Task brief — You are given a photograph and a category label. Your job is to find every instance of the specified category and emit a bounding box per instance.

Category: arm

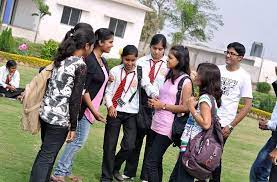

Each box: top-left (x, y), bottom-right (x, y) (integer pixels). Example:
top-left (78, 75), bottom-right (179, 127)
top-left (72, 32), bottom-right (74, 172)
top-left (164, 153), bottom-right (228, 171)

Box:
top-left (188, 97), bottom-right (212, 130)
top-left (10, 71), bottom-right (20, 88)
top-left (141, 71), bottom-right (159, 98)
top-left (83, 92), bottom-right (105, 123)
top-left (230, 97), bottom-right (252, 127)
top-left (68, 64), bottom-right (87, 131)
top-left (148, 81), bottom-right (192, 113)
top-left (104, 69), bottom-right (118, 118)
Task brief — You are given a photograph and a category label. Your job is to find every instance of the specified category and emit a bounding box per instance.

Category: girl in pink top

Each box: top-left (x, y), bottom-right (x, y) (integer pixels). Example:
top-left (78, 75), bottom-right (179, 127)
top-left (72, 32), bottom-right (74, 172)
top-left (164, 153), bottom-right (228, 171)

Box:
top-left (146, 45), bottom-right (193, 182)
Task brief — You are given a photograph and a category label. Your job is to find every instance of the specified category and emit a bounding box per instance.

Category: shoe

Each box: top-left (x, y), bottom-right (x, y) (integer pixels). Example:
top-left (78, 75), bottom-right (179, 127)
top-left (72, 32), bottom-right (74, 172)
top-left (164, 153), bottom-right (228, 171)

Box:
top-left (113, 170), bottom-right (124, 181)
top-left (0, 93), bottom-right (5, 97)
top-left (122, 174), bottom-right (134, 181)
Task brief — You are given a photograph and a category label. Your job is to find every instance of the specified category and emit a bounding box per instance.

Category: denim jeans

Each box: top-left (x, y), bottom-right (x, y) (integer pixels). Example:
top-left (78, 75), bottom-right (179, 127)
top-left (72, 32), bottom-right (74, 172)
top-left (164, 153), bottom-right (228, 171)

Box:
top-left (30, 119), bottom-right (68, 182)
top-left (250, 136), bottom-right (277, 182)
top-left (54, 116), bottom-right (91, 176)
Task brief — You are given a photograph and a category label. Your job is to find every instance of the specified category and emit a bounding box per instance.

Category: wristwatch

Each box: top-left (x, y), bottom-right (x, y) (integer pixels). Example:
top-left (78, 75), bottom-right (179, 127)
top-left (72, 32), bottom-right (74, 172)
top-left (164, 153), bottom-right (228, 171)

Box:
top-left (228, 124), bottom-right (234, 132)
top-left (162, 104), bottom-right (166, 110)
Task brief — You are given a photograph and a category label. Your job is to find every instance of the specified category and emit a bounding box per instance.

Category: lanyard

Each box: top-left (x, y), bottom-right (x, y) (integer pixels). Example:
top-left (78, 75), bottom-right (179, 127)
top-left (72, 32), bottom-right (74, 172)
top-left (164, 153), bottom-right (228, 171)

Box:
top-left (120, 68), bottom-right (136, 96)
top-left (149, 60), bottom-right (163, 81)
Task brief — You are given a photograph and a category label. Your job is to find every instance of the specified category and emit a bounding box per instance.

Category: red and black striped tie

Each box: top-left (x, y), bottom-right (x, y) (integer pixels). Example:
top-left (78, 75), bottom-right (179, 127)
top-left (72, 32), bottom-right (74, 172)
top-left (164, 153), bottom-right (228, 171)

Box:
top-left (112, 74), bottom-right (128, 108)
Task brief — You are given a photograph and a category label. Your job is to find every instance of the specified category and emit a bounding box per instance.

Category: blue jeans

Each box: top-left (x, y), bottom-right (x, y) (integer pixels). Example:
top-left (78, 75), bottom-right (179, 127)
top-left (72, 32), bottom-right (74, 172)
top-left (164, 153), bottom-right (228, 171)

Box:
top-left (54, 116), bottom-right (91, 176)
top-left (250, 137), bottom-right (276, 182)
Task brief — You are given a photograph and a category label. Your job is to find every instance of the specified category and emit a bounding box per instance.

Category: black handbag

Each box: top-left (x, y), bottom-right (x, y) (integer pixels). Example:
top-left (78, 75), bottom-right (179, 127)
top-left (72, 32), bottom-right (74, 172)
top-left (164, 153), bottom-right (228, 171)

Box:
top-left (171, 75), bottom-right (193, 147)
top-left (135, 66), bottom-right (152, 131)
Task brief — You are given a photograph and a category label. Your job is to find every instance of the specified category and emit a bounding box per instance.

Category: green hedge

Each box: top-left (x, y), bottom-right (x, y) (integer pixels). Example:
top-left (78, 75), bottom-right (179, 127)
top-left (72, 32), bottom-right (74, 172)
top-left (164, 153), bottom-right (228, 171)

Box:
top-left (252, 91), bottom-right (276, 113)
top-left (256, 82), bottom-right (271, 94)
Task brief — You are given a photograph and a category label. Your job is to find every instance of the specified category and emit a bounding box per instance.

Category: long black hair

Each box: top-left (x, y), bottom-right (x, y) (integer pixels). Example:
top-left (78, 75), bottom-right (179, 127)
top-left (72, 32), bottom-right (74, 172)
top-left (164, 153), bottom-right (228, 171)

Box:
top-left (197, 63), bottom-right (222, 107)
top-left (165, 45), bottom-right (190, 84)
top-left (54, 29), bottom-right (95, 67)
top-left (94, 28), bottom-right (114, 48)
top-left (63, 23), bottom-right (93, 41)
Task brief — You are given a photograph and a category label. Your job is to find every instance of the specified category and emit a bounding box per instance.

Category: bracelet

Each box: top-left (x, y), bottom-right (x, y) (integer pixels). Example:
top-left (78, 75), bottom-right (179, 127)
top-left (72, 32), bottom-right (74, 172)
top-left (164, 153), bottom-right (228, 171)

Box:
top-left (162, 104), bottom-right (166, 110)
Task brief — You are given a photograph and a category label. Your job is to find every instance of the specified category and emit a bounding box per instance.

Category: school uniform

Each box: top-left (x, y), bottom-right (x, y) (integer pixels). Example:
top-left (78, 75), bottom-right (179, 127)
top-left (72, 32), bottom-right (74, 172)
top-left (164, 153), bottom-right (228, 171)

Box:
top-left (101, 64), bottom-right (158, 182)
top-left (124, 55), bottom-right (168, 181)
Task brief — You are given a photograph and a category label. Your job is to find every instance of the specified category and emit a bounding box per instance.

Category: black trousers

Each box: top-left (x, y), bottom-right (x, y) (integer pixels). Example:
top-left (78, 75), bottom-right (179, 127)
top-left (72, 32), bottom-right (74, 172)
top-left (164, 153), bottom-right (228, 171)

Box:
top-left (29, 119), bottom-right (68, 182)
top-left (101, 112), bottom-right (137, 182)
top-left (0, 86), bottom-right (24, 98)
top-left (145, 130), bottom-right (172, 182)
top-left (269, 164), bottom-right (277, 182)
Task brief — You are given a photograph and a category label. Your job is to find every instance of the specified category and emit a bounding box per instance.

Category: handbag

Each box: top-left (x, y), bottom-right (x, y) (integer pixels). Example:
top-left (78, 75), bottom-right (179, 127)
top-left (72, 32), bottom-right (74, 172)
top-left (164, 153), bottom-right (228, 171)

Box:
top-left (171, 75), bottom-right (193, 147)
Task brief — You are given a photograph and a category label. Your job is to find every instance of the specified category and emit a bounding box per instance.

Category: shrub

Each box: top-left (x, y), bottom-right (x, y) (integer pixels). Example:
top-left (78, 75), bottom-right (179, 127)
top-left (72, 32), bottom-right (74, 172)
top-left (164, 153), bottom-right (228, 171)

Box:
top-left (256, 82), bottom-right (271, 94)
top-left (40, 39), bottom-right (59, 60)
top-left (252, 91), bottom-right (276, 113)
top-left (13, 37), bottom-right (43, 58)
top-left (0, 51), bottom-right (51, 67)
top-left (107, 58), bottom-right (121, 69)
top-left (0, 28), bottom-right (15, 53)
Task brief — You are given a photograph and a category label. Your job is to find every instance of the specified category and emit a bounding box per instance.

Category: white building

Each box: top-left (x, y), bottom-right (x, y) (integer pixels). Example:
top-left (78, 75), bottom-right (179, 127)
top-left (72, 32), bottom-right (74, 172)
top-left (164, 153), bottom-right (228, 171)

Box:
top-left (0, 0), bottom-right (152, 58)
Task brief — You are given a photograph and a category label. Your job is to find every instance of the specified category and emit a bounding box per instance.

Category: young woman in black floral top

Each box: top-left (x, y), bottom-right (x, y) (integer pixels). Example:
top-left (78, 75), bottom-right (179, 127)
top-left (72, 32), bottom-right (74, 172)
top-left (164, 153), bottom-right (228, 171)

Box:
top-left (29, 28), bottom-right (95, 182)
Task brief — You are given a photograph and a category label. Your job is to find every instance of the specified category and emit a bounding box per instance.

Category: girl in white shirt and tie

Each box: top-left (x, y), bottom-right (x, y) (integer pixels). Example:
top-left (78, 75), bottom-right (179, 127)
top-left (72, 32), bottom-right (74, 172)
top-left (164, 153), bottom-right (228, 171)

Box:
top-left (101, 45), bottom-right (159, 182)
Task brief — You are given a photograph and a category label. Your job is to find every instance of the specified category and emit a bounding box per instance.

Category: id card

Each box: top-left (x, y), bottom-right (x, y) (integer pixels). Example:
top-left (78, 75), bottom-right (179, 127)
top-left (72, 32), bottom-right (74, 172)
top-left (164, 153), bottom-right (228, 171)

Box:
top-left (117, 98), bottom-right (126, 107)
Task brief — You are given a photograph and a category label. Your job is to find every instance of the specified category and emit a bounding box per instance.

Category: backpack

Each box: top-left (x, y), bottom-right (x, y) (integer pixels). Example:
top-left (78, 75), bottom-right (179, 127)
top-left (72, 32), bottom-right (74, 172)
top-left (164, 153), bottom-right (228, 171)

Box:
top-left (182, 95), bottom-right (224, 180)
top-left (21, 63), bottom-right (54, 135)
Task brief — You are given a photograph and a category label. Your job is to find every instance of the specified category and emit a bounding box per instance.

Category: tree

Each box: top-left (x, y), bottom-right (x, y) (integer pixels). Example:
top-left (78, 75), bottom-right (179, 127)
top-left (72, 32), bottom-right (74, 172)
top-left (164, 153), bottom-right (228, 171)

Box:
top-left (139, 0), bottom-right (173, 53)
top-left (32, 0), bottom-right (51, 43)
top-left (170, 0), bottom-right (223, 45)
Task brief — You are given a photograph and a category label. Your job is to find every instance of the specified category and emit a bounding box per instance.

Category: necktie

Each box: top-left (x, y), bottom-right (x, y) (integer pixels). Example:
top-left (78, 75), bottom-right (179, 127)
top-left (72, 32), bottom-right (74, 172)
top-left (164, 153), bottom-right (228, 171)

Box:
top-left (112, 74), bottom-right (128, 108)
top-left (149, 61), bottom-right (158, 83)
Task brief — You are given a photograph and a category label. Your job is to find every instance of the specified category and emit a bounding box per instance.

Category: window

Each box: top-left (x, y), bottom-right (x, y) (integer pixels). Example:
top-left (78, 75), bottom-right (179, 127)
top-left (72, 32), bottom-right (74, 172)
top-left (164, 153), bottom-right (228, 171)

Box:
top-left (61, 6), bottom-right (82, 26)
top-left (108, 18), bottom-right (127, 38)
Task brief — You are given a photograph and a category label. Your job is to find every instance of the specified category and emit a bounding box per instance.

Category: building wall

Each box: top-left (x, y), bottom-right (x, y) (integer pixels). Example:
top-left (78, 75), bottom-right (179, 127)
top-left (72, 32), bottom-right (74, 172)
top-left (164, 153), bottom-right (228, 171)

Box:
top-left (12, 0), bottom-right (38, 30)
top-left (36, 0), bottom-right (146, 58)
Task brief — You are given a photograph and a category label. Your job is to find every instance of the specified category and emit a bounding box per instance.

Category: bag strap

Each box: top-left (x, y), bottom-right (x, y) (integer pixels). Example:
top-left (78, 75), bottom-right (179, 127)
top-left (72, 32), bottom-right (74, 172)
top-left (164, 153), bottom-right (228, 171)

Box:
top-left (174, 75), bottom-right (193, 105)
top-left (129, 66), bottom-right (142, 105)
top-left (207, 94), bottom-right (216, 118)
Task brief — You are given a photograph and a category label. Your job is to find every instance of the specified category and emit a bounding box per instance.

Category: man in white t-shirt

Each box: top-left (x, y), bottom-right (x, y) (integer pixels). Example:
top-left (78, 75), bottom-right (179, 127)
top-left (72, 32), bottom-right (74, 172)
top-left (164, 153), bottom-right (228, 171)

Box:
top-left (210, 42), bottom-right (253, 182)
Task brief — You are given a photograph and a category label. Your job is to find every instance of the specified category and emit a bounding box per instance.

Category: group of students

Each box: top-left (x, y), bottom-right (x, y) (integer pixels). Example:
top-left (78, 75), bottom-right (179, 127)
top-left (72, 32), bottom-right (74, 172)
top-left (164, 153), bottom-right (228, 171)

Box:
top-left (21, 22), bottom-right (277, 182)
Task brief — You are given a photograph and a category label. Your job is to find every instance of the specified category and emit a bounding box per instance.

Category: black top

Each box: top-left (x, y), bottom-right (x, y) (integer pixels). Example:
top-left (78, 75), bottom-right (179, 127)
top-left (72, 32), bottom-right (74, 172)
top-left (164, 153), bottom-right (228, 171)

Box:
top-left (78, 52), bottom-right (109, 120)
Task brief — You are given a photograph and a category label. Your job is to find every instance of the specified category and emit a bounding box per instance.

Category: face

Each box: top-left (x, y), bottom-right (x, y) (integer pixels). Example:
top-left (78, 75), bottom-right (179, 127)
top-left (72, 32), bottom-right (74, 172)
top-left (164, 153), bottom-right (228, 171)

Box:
top-left (8, 66), bottom-right (17, 74)
top-left (194, 71), bottom-right (202, 86)
top-left (225, 47), bottom-right (243, 66)
top-left (100, 37), bottom-right (114, 53)
top-left (150, 41), bottom-right (165, 60)
top-left (122, 54), bottom-right (137, 72)
top-left (167, 51), bottom-right (179, 69)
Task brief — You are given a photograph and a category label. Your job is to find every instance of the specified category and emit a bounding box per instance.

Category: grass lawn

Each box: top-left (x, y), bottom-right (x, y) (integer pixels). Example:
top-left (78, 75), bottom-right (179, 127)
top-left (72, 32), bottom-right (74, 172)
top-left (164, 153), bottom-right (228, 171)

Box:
top-left (0, 63), bottom-right (271, 182)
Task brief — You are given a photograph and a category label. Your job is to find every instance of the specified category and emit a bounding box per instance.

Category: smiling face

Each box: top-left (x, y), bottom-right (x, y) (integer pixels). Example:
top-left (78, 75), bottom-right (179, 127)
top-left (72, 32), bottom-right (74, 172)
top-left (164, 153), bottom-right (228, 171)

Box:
top-left (99, 37), bottom-right (114, 53)
top-left (224, 47), bottom-right (243, 66)
top-left (122, 54), bottom-right (137, 72)
top-left (167, 51), bottom-right (179, 69)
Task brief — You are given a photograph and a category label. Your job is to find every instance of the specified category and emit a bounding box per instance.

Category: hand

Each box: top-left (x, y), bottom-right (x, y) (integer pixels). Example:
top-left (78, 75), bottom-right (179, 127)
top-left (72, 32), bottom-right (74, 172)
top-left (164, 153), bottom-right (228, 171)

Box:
top-left (187, 96), bottom-right (197, 111)
top-left (7, 85), bottom-right (16, 91)
top-left (148, 98), bottom-right (163, 110)
top-left (259, 118), bottom-right (269, 130)
top-left (66, 131), bottom-right (76, 143)
top-left (92, 111), bottom-right (106, 124)
top-left (269, 148), bottom-right (277, 165)
top-left (222, 126), bottom-right (232, 139)
top-left (108, 106), bottom-right (117, 118)
top-left (108, 75), bottom-right (114, 82)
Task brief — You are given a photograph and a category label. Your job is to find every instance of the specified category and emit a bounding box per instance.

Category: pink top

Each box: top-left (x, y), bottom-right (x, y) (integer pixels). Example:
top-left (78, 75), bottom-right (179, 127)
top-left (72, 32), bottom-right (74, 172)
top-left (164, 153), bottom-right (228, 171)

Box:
top-left (84, 66), bottom-right (109, 124)
top-left (151, 74), bottom-right (191, 139)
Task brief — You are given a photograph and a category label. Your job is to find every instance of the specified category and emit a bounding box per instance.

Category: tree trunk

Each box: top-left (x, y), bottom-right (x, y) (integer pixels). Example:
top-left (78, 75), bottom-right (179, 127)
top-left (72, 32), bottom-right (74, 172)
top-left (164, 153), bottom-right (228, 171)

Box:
top-left (34, 16), bottom-right (41, 43)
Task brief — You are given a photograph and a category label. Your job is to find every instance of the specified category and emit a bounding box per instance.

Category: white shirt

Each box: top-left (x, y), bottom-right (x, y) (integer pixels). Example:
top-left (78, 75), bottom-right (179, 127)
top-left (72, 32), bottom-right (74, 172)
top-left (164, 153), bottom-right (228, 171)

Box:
top-left (0, 65), bottom-right (20, 88)
top-left (105, 64), bottom-right (159, 114)
top-left (137, 54), bottom-right (168, 90)
top-left (268, 101), bottom-right (277, 131)
top-left (217, 65), bottom-right (253, 127)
